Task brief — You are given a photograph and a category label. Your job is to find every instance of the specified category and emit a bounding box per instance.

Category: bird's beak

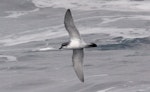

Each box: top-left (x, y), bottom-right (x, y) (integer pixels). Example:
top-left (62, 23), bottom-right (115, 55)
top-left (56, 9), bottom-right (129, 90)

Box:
top-left (59, 46), bottom-right (62, 49)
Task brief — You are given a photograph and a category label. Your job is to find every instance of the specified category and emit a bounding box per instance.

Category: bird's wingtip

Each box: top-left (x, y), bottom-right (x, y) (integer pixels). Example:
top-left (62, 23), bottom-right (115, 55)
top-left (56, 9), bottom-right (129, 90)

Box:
top-left (67, 9), bottom-right (71, 12)
top-left (80, 78), bottom-right (84, 83)
top-left (75, 70), bottom-right (85, 83)
top-left (65, 9), bottom-right (72, 15)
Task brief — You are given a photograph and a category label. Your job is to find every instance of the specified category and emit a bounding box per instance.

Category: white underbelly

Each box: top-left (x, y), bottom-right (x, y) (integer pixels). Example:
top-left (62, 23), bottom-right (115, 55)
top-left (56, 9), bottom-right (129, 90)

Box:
top-left (68, 40), bottom-right (86, 49)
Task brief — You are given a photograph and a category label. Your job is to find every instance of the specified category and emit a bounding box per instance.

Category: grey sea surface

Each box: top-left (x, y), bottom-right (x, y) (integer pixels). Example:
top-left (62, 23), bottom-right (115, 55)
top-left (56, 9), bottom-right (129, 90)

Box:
top-left (0, 0), bottom-right (150, 92)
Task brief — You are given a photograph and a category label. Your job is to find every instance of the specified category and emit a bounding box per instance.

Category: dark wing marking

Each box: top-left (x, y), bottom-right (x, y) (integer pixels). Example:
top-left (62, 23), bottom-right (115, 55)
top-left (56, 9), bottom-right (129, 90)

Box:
top-left (64, 9), bottom-right (81, 40)
top-left (72, 48), bottom-right (84, 82)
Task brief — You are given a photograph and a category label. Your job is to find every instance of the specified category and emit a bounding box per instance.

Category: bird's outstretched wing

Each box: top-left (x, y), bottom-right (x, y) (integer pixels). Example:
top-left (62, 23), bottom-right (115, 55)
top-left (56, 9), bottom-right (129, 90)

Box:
top-left (72, 48), bottom-right (84, 82)
top-left (64, 9), bottom-right (81, 40)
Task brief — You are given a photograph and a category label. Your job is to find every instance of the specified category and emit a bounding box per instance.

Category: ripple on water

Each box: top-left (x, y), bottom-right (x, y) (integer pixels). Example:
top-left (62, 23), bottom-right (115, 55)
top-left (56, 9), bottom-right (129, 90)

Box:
top-left (0, 55), bottom-right (17, 62)
top-left (96, 81), bottom-right (150, 92)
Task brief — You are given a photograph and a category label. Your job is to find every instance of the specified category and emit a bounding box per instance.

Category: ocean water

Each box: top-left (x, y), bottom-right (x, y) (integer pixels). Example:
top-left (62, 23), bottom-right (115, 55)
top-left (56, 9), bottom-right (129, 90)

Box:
top-left (0, 0), bottom-right (150, 92)
top-left (32, 0), bottom-right (150, 11)
top-left (0, 0), bottom-right (150, 47)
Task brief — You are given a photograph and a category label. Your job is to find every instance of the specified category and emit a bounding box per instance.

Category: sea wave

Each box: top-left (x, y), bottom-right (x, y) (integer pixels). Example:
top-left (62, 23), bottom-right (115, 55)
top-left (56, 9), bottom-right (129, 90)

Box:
top-left (98, 37), bottom-right (150, 50)
top-left (0, 26), bottom-right (149, 47)
top-left (4, 8), bottom-right (39, 18)
top-left (32, 0), bottom-right (150, 11)
top-left (0, 55), bottom-right (17, 62)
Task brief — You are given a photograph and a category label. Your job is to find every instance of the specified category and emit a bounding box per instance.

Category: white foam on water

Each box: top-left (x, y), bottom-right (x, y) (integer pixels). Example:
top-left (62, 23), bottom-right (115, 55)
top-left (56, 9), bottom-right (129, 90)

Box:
top-left (0, 26), bottom-right (149, 46)
top-left (131, 15), bottom-right (150, 20)
top-left (5, 12), bottom-right (26, 18)
top-left (31, 47), bottom-right (57, 52)
top-left (97, 87), bottom-right (115, 92)
top-left (109, 85), bottom-right (150, 92)
top-left (4, 8), bottom-right (39, 18)
top-left (0, 26), bottom-right (66, 46)
top-left (86, 74), bottom-right (109, 79)
top-left (96, 82), bottom-right (150, 92)
top-left (32, 0), bottom-right (150, 11)
top-left (135, 2), bottom-right (150, 10)
top-left (79, 27), bottom-right (150, 39)
top-left (0, 55), bottom-right (17, 62)
top-left (1, 12), bottom-right (150, 47)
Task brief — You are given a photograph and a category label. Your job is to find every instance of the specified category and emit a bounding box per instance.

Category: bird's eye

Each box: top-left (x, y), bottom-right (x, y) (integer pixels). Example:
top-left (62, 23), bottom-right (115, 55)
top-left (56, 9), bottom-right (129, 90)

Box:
top-left (62, 42), bottom-right (69, 46)
top-left (62, 43), bottom-right (66, 46)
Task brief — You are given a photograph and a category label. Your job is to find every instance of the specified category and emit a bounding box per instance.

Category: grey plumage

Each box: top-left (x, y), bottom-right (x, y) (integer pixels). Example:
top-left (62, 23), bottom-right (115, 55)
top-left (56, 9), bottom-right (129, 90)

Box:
top-left (64, 9), bottom-right (82, 40)
top-left (60, 9), bottom-right (97, 82)
top-left (72, 48), bottom-right (84, 82)
top-left (64, 9), bottom-right (85, 82)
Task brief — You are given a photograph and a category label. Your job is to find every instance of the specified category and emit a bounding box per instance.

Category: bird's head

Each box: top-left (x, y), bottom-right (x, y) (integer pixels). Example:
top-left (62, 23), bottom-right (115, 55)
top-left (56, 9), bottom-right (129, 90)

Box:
top-left (87, 43), bottom-right (97, 48)
top-left (59, 42), bottom-right (69, 49)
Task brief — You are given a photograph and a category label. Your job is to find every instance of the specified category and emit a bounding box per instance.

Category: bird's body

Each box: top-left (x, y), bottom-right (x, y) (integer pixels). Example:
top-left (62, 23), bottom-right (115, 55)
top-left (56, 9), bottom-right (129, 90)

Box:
top-left (66, 39), bottom-right (86, 49)
top-left (60, 9), bottom-right (97, 82)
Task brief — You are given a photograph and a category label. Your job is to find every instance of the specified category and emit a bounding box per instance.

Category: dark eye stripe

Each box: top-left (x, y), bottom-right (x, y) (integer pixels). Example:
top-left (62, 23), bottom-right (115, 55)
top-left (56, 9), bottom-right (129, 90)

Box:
top-left (62, 42), bottom-right (69, 46)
